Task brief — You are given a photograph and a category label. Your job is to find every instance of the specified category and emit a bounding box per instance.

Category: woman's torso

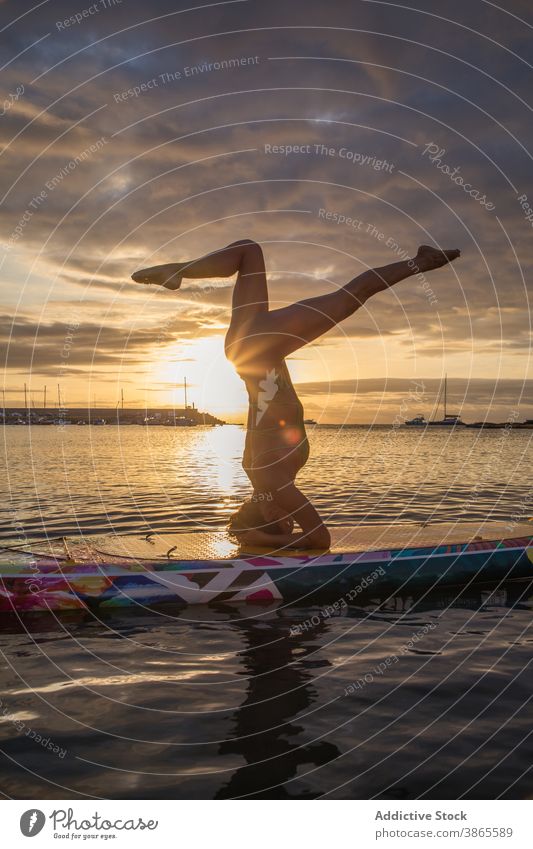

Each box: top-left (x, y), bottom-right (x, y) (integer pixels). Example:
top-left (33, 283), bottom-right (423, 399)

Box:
top-left (241, 360), bottom-right (309, 483)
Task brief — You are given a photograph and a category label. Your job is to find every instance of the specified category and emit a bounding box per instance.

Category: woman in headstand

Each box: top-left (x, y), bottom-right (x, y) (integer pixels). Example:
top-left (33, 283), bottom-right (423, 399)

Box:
top-left (133, 240), bottom-right (459, 550)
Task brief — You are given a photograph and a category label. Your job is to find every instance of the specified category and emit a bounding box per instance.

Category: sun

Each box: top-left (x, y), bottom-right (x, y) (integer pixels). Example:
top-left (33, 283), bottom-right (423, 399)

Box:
top-left (149, 336), bottom-right (247, 420)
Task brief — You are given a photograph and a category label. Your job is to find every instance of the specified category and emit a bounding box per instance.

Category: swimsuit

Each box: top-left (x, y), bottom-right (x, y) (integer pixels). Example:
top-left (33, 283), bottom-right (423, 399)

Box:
top-left (243, 362), bottom-right (309, 476)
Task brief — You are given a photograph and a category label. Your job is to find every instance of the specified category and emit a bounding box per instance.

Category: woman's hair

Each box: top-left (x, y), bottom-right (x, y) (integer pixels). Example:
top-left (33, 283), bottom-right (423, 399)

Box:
top-left (228, 498), bottom-right (285, 537)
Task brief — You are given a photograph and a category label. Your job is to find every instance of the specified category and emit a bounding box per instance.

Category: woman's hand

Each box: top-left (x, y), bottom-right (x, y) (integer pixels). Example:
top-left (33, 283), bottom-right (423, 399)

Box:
top-left (261, 500), bottom-right (294, 534)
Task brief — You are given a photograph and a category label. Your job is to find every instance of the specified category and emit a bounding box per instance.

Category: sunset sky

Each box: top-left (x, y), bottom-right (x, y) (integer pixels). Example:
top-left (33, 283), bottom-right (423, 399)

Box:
top-left (1, 0), bottom-right (532, 422)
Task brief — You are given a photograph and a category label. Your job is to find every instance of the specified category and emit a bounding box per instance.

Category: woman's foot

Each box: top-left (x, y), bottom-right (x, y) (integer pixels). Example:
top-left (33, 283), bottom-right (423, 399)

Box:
top-left (412, 245), bottom-right (460, 273)
top-left (131, 263), bottom-right (183, 290)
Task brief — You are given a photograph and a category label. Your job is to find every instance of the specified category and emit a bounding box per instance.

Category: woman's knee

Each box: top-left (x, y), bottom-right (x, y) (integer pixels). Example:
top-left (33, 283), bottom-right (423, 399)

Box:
top-left (229, 239), bottom-right (263, 260)
top-left (230, 238), bottom-right (260, 249)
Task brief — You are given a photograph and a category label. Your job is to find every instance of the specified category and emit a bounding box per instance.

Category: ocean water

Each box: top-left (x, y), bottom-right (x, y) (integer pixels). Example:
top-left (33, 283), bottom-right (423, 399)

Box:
top-left (1, 424), bottom-right (532, 538)
top-left (0, 425), bottom-right (532, 799)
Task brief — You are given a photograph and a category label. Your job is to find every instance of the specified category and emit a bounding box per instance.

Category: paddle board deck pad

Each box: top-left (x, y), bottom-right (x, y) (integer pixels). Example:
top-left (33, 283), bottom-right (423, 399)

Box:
top-left (1, 522), bottom-right (532, 612)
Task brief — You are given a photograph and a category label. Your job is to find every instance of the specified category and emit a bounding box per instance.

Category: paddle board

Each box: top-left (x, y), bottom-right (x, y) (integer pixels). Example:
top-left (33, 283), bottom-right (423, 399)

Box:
top-left (1, 521), bottom-right (531, 611)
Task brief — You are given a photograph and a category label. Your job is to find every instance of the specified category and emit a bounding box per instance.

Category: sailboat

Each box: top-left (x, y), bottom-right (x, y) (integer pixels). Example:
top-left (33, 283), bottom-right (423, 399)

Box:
top-left (428, 375), bottom-right (465, 427)
top-left (404, 414), bottom-right (428, 426)
top-left (405, 375), bottom-right (465, 428)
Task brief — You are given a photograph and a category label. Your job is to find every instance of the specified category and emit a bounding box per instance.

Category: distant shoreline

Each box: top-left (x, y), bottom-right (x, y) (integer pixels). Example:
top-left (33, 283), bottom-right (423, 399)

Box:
top-left (2, 416), bottom-right (532, 430)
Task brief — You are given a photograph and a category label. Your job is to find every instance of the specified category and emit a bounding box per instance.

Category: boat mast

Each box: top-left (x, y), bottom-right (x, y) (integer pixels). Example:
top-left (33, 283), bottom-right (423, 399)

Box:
top-left (184, 376), bottom-right (188, 411)
top-left (444, 374), bottom-right (447, 418)
top-left (432, 381), bottom-right (442, 422)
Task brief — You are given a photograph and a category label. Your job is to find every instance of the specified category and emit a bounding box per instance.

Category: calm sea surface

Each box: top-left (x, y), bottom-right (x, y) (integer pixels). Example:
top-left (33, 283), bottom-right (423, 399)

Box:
top-left (1, 425), bottom-right (532, 799)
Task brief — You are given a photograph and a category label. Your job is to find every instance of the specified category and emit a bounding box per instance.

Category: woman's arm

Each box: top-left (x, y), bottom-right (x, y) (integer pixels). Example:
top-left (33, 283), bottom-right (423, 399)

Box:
top-left (239, 480), bottom-right (331, 550)
top-left (273, 481), bottom-right (331, 547)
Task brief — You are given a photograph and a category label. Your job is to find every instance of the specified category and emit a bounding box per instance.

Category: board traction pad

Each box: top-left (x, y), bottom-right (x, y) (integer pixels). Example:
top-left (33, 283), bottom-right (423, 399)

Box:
top-left (4, 520), bottom-right (533, 565)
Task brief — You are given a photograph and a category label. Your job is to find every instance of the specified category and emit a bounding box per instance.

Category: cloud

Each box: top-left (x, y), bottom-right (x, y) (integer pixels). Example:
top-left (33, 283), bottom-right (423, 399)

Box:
top-left (295, 376), bottom-right (533, 402)
top-left (0, 311), bottom-right (221, 374)
top-left (0, 0), bottom-right (531, 411)
top-left (294, 376), bottom-right (533, 422)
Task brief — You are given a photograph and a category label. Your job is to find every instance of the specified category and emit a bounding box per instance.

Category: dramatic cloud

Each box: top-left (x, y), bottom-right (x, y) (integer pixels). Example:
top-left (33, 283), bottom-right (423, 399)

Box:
top-left (1, 0), bottom-right (531, 419)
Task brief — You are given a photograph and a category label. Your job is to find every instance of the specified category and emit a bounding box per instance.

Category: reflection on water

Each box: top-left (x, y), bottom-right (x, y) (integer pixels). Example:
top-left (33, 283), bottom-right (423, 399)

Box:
top-left (1, 425), bottom-right (531, 538)
top-left (215, 615), bottom-right (340, 799)
top-left (1, 425), bottom-right (532, 799)
top-left (1, 581), bottom-right (533, 799)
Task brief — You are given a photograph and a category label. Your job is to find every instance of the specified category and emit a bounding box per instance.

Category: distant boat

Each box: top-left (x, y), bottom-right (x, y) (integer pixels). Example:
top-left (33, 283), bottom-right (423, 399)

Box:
top-left (405, 376), bottom-right (465, 428)
top-left (304, 418), bottom-right (317, 425)
top-left (429, 415), bottom-right (465, 427)
top-left (144, 413), bottom-right (198, 426)
top-left (428, 375), bottom-right (465, 427)
top-left (405, 415), bottom-right (428, 427)
top-left (169, 416), bottom-right (198, 427)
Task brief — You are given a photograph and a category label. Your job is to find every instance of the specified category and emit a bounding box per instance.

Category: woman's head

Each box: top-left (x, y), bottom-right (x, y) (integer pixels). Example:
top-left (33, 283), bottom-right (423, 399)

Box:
top-left (228, 494), bottom-right (293, 537)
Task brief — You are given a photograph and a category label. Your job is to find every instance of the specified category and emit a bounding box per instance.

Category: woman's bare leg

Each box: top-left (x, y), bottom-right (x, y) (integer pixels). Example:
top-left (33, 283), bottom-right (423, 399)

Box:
top-left (133, 240), bottom-right (270, 362)
top-left (222, 241), bottom-right (269, 360)
top-left (131, 240), bottom-right (268, 295)
top-left (252, 245), bottom-right (460, 361)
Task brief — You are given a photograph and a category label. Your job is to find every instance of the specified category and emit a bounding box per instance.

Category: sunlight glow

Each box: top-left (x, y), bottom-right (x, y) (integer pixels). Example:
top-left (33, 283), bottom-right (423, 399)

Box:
top-left (150, 336), bottom-right (247, 419)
